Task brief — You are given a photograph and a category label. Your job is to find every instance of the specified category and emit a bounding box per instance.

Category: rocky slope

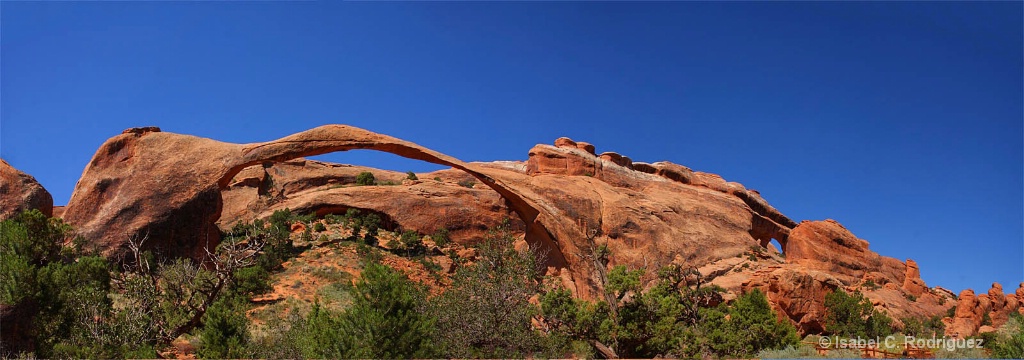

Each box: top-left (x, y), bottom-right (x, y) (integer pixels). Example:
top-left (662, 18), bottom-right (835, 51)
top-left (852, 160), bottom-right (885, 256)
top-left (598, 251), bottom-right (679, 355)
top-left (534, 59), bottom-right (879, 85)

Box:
top-left (4, 125), bottom-right (1020, 336)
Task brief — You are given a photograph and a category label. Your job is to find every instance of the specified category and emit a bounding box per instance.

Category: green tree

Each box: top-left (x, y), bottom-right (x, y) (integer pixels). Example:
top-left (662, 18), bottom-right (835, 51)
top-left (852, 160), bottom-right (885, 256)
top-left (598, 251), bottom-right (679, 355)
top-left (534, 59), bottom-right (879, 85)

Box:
top-left (287, 263), bottom-right (436, 358)
top-left (198, 294), bottom-right (251, 359)
top-left (432, 227), bottom-right (451, 247)
top-left (356, 171), bottom-right (376, 186)
top-left (341, 263), bottom-right (436, 358)
top-left (0, 210), bottom-right (129, 358)
top-left (406, 171), bottom-right (418, 180)
top-left (430, 226), bottom-right (544, 357)
top-left (824, 288), bottom-right (893, 338)
top-left (706, 289), bottom-right (799, 358)
top-left (398, 230), bottom-right (424, 256)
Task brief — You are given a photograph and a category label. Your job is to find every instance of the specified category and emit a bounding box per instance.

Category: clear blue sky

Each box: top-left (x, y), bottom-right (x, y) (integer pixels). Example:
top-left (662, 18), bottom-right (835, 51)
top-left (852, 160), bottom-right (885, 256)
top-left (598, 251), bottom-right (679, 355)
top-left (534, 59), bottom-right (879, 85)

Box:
top-left (2, 2), bottom-right (1021, 294)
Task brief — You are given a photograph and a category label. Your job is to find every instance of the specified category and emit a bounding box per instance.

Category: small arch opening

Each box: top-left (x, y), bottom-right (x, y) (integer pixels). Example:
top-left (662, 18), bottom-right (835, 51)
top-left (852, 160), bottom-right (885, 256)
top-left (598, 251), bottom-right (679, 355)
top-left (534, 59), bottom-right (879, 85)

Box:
top-left (768, 238), bottom-right (785, 257)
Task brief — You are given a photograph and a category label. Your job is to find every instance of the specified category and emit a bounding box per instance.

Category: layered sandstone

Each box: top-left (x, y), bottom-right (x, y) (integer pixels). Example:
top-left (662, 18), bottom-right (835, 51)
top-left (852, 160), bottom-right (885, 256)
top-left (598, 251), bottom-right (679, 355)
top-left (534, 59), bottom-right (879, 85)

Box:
top-left (219, 159), bottom-right (522, 243)
top-left (58, 128), bottom-right (992, 327)
top-left (61, 125), bottom-right (574, 281)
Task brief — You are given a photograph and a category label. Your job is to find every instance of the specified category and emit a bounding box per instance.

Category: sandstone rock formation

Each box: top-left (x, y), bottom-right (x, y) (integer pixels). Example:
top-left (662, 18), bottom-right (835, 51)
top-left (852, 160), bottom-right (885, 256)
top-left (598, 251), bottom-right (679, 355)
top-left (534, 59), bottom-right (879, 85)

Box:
top-left (945, 282), bottom-right (1024, 337)
top-left (735, 219), bottom-right (956, 333)
top-left (0, 159), bottom-right (53, 219)
top-left (218, 159), bottom-right (522, 243)
top-left (62, 126), bottom-right (577, 285)
top-left (60, 129), bottom-right (984, 327)
top-left (61, 130), bottom-right (802, 298)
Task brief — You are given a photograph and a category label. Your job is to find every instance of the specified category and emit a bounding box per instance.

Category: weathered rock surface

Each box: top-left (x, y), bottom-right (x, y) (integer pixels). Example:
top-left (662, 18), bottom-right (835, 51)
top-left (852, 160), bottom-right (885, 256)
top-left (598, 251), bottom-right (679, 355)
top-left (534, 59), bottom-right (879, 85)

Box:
top-left (903, 259), bottom-right (928, 297)
top-left (945, 283), bottom-right (1024, 337)
top-left (786, 220), bottom-right (906, 284)
top-left (0, 159), bottom-right (53, 219)
top-left (743, 266), bottom-right (842, 334)
top-left (62, 125), bottom-right (575, 284)
top-left (60, 129), bottom-right (994, 327)
top-left (219, 159), bottom-right (523, 243)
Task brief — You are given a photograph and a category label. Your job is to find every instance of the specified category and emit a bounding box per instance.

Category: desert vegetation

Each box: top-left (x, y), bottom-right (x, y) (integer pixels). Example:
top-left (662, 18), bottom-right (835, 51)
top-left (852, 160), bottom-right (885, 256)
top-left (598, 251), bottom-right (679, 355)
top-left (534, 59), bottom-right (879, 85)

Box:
top-left (2, 209), bottom-right (1023, 359)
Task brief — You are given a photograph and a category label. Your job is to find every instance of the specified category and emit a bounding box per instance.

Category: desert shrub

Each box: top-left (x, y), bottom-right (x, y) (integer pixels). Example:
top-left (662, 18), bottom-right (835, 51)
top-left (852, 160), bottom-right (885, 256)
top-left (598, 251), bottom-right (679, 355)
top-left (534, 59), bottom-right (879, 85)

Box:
top-left (363, 213), bottom-right (381, 235)
top-left (757, 342), bottom-right (863, 359)
top-left (458, 179), bottom-right (476, 188)
top-left (197, 294), bottom-right (251, 359)
top-left (251, 209), bottom-right (299, 270)
top-left (988, 312), bottom-right (1024, 359)
top-left (902, 315), bottom-right (945, 337)
top-left (0, 210), bottom-right (122, 358)
top-left (429, 226), bottom-right (544, 358)
top-left (313, 222), bottom-right (326, 232)
top-left (356, 171), bottom-right (376, 186)
top-left (706, 289), bottom-right (800, 357)
top-left (982, 312), bottom-right (993, 326)
top-left (434, 176), bottom-right (442, 182)
top-left (300, 227), bottom-right (313, 243)
top-left (539, 287), bottom-right (609, 357)
top-left (539, 262), bottom-right (795, 359)
top-left (323, 213), bottom-right (344, 225)
top-left (757, 344), bottom-right (815, 358)
top-left (398, 230), bottom-right (425, 256)
top-left (406, 171), bottom-right (418, 180)
top-left (431, 227), bottom-right (451, 248)
top-left (341, 262), bottom-right (436, 358)
top-left (283, 263), bottom-right (436, 358)
top-left (824, 289), bottom-right (894, 338)
top-left (419, 257), bottom-right (443, 274)
top-left (230, 266), bottom-right (272, 296)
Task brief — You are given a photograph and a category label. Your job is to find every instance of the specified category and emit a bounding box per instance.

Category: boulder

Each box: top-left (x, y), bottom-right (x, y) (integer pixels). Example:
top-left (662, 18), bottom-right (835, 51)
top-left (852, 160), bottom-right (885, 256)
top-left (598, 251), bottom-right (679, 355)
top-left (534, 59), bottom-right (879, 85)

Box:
top-left (0, 159), bottom-right (53, 219)
top-left (575, 142), bottom-right (596, 155)
top-left (554, 137), bottom-right (577, 149)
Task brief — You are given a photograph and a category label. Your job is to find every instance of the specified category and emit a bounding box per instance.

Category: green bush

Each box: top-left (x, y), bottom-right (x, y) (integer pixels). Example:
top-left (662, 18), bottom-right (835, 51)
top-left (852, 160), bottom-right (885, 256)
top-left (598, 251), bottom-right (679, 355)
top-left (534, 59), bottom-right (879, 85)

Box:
top-left (312, 222), bottom-right (326, 232)
top-left (399, 230), bottom-right (424, 256)
top-left (324, 214), bottom-right (344, 225)
top-left (458, 179), bottom-right (476, 188)
top-left (824, 288), bottom-right (894, 338)
top-left (356, 171), bottom-right (376, 186)
top-left (902, 315), bottom-right (945, 337)
top-left (989, 312), bottom-right (1024, 359)
top-left (282, 263), bottom-right (436, 358)
top-left (198, 294), bottom-right (251, 359)
top-left (406, 171), bottom-right (418, 180)
top-left (432, 227), bottom-right (451, 248)
top-left (757, 344), bottom-right (862, 359)
top-left (231, 266), bottom-right (272, 296)
top-left (706, 289), bottom-right (800, 358)
top-left (430, 226), bottom-right (544, 358)
top-left (0, 210), bottom-right (121, 358)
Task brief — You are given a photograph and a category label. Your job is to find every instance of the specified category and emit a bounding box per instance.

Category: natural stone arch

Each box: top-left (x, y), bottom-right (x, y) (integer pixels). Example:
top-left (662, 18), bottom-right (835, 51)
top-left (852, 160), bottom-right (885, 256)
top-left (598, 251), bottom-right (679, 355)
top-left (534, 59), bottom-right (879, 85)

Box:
top-left (227, 125), bottom-right (570, 269)
top-left (62, 125), bottom-right (579, 278)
